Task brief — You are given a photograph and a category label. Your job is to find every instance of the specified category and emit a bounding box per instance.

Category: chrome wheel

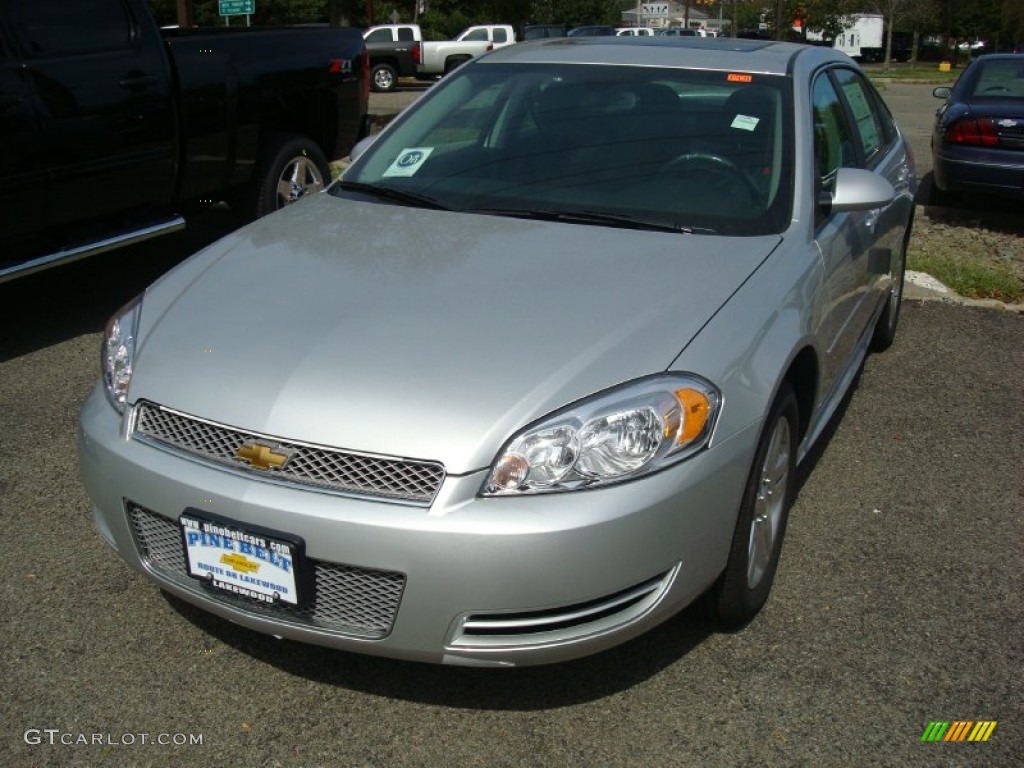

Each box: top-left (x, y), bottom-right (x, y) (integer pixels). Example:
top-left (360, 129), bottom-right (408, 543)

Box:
top-left (372, 64), bottom-right (396, 92)
top-left (276, 156), bottom-right (325, 208)
top-left (747, 414), bottom-right (791, 589)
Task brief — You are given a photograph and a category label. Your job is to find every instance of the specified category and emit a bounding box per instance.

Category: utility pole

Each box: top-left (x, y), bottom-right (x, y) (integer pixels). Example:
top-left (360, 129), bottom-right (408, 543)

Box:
top-left (176, 0), bottom-right (193, 27)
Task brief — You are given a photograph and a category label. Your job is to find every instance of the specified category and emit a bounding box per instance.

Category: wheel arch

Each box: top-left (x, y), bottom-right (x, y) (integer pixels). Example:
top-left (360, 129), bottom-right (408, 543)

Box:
top-left (781, 345), bottom-right (819, 442)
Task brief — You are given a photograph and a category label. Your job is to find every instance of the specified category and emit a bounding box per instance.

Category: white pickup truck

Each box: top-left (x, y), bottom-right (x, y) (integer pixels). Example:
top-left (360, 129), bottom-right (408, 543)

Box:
top-left (454, 24), bottom-right (517, 48)
top-left (363, 23), bottom-right (495, 90)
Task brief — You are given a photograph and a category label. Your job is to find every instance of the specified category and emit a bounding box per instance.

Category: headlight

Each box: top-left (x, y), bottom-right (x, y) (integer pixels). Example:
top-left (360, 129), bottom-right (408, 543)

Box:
top-left (102, 295), bottom-right (143, 412)
top-left (483, 375), bottom-right (720, 496)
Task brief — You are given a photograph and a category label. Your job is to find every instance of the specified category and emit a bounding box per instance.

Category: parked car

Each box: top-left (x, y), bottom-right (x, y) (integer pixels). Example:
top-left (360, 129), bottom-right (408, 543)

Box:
top-left (931, 54), bottom-right (1024, 201)
top-left (617, 27), bottom-right (655, 37)
top-left (567, 25), bottom-right (617, 37)
top-left (657, 28), bottom-right (707, 37)
top-left (0, 0), bottom-right (370, 283)
top-left (80, 37), bottom-right (915, 667)
top-left (522, 24), bottom-right (568, 40)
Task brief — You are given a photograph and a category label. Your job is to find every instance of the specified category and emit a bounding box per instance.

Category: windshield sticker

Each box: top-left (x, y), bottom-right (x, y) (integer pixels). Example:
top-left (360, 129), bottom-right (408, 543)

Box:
top-left (727, 73), bottom-right (753, 83)
top-left (382, 147), bottom-right (434, 178)
top-left (730, 114), bottom-right (759, 131)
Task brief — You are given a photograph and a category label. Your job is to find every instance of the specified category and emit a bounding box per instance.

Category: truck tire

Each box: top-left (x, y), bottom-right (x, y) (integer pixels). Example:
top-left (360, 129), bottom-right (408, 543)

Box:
top-left (371, 63), bottom-right (398, 92)
top-left (443, 57), bottom-right (469, 75)
top-left (246, 134), bottom-right (330, 220)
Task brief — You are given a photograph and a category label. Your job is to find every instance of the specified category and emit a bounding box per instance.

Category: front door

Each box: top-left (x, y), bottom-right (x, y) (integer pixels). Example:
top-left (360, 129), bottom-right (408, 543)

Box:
top-left (0, 28), bottom-right (42, 255)
top-left (4, 0), bottom-right (176, 235)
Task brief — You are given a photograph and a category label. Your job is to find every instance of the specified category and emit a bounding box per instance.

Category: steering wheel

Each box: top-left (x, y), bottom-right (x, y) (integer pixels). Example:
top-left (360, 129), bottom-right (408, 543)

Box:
top-left (982, 85), bottom-right (1011, 93)
top-left (658, 152), bottom-right (762, 202)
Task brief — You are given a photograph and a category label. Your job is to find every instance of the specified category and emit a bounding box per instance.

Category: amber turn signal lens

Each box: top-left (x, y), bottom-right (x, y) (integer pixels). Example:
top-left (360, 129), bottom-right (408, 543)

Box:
top-left (674, 388), bottom-right (711, 443)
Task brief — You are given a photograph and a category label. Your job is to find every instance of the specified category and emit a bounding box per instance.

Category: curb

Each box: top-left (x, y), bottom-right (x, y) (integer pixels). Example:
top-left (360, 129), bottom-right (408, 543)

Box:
top-left (905, 272), bottom-right (1024, 313)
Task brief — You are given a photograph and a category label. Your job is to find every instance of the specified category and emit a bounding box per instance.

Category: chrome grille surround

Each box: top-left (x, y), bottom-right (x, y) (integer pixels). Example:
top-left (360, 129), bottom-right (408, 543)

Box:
top-left (127, 501), bottom-right (406, 639)
top-left (131, 400), bottom-right (445, 505)
top-left (447, 566), bottom-right (678, 650)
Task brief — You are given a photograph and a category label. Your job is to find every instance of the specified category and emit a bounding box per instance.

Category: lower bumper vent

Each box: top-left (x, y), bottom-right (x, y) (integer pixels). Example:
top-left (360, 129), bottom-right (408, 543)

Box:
top-left (127, 501), bottom-right (405, 639)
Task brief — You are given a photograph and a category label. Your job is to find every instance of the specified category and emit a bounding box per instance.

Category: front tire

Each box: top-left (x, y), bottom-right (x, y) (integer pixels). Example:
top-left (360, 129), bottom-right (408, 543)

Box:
top-left (711, 382), bottom-right (798, 628)
top-left (246, 134), bottom-right (329, 221)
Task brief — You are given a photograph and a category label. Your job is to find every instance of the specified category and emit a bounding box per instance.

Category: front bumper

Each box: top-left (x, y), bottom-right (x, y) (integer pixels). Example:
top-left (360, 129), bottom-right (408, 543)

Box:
top-left (79, 384), bottom-right (757, 666)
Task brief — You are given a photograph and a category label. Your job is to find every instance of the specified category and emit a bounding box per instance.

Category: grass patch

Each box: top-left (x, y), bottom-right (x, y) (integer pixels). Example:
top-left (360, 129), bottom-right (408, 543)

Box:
top-left (866, 67), bottom-right (960, 85)
top-left (908, 246), bottom-right (1023, 302)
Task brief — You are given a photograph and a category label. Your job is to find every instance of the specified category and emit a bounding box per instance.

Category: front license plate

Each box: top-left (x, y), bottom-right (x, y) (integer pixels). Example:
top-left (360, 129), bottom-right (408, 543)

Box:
top-left (179, 510), bottom-right (304, 606)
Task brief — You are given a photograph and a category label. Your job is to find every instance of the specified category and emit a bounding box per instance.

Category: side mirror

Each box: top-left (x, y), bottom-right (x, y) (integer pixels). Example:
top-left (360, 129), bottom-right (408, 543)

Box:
top-left (349, 135), bottom-right (377, 163)
top-left (932, 86), bottom-right (952, 99)
top-left (828, 168), bottom-right (897, 213)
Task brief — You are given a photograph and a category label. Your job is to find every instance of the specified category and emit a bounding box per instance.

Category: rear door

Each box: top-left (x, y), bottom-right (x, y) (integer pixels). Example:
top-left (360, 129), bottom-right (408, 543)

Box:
top-left (5, 0), bottom-right (176, 232)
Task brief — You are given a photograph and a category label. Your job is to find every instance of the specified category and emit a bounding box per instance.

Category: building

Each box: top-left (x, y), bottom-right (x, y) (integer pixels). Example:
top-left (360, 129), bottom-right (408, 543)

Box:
top-left (620, 3), bottom-right (727, 35)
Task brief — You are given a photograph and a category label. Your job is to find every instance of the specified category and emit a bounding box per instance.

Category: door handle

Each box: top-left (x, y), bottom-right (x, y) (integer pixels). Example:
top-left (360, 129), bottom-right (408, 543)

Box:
top-left (118, 74), bottom-right (158, 89)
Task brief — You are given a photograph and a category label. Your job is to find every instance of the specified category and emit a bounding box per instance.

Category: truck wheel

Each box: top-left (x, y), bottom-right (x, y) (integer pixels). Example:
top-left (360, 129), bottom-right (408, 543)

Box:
top-left (371, 63), bottom-right (398, 92)
top-left (443, 57), bottom-right (469, 75)
top-left (248, 135), bottom-right (330, 220)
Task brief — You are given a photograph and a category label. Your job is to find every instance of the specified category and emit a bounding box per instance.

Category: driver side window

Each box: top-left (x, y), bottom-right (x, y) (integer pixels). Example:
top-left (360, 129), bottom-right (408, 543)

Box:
top-left (811, 73), bottom-right (856, 183)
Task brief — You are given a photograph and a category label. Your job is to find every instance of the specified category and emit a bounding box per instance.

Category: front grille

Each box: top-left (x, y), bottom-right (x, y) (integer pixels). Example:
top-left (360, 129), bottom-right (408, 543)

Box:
top-left (132, 401), bottom-right (445, 505)
top-left (128, 502), bottom-right (405, 639)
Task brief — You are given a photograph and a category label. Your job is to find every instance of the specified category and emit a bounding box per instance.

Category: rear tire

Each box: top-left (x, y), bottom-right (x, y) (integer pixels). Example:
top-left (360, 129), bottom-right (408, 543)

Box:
top-left (711, 382), bottom-right (798, 628)
top-left (871, 229), bottom-right (909, 352)
top-left (371, 63), bottom-right (398, 93)
top-left (443, 57), bottom-right (469, 75)
top-left (244, 134), bottom-right (329, 221)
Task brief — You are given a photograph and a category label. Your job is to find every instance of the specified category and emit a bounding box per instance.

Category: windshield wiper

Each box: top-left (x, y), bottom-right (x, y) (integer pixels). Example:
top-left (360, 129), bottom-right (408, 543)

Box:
top-left (334, 181), bottom-right (451, 210)
top-left (465, 207), bottom-right (714, 234)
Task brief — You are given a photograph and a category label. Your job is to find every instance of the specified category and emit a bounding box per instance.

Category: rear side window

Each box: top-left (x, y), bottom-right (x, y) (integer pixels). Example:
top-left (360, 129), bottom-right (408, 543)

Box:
top-left (832, 68), bottom-right (894, 165)
top-left (493, 29), bottom-right (508, 43)
top-left (9, 0), bottom-right (132, 57)
top-left (397, 27), bottom-right (415, 42)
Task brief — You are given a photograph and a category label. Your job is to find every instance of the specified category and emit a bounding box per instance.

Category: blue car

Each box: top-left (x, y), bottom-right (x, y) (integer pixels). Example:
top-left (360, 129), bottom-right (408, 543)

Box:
top-left (931, 54), bottom-right (1024, 200)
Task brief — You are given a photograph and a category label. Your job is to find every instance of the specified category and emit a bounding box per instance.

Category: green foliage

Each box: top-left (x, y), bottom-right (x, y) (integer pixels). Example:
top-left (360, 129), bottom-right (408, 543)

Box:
top-left (908, 246), bottom-right (1023, 302)
top-left (529, 0), bottom-right (623, 25)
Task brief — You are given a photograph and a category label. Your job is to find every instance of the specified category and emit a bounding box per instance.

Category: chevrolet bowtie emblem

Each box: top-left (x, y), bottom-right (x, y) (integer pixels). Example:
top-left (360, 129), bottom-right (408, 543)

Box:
top-left (235, 442), bottom-right (291, 471)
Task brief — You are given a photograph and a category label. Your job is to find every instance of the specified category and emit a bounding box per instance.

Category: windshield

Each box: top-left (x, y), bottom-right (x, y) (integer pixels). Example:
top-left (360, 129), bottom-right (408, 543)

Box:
top-left (339, 62), bottom-right (794, 235)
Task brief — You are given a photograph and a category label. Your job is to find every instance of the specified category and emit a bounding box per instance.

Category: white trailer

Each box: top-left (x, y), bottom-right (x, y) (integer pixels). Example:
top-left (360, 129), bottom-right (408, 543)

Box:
top-left (805, 14), bottom-right (883, 60)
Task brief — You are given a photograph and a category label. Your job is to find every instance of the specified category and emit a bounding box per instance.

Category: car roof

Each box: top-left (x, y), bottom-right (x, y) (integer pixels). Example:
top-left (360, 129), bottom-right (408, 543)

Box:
top-left (479, 37), bottom-right (843, 76)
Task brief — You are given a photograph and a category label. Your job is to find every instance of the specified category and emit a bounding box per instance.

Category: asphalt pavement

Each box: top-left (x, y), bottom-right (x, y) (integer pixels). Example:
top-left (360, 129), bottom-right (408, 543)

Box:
top-left (1, 75), bottom-right (1022, 768)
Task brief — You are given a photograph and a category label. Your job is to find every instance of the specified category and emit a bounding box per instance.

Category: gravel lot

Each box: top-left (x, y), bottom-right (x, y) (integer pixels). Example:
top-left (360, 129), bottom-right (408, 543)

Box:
top-left (912, 206), bottom-right (1024, 287)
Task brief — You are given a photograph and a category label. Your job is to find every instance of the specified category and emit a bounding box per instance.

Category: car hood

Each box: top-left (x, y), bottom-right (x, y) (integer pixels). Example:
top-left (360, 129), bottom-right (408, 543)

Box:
top-left (132, 195), bottom-right (780, 474)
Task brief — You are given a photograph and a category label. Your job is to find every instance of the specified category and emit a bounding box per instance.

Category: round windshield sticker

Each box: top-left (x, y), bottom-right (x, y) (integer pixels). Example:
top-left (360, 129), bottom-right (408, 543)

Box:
top-left (383, 147), bottom-right (434, 177)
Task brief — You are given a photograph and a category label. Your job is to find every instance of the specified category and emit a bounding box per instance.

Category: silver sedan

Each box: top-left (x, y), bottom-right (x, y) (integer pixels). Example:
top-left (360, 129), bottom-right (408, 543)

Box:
top-left (80, 38), bottom-right (915, 666)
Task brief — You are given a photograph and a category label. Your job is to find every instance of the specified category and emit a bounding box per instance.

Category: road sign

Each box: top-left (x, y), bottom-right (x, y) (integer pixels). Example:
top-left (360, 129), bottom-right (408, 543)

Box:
top-left (219, 0), bottom-right (254, 16)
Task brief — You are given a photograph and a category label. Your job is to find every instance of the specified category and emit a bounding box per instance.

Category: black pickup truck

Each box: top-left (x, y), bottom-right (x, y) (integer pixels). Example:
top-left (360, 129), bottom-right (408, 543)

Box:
top-left (0, 0), bottom-right (370, 282)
